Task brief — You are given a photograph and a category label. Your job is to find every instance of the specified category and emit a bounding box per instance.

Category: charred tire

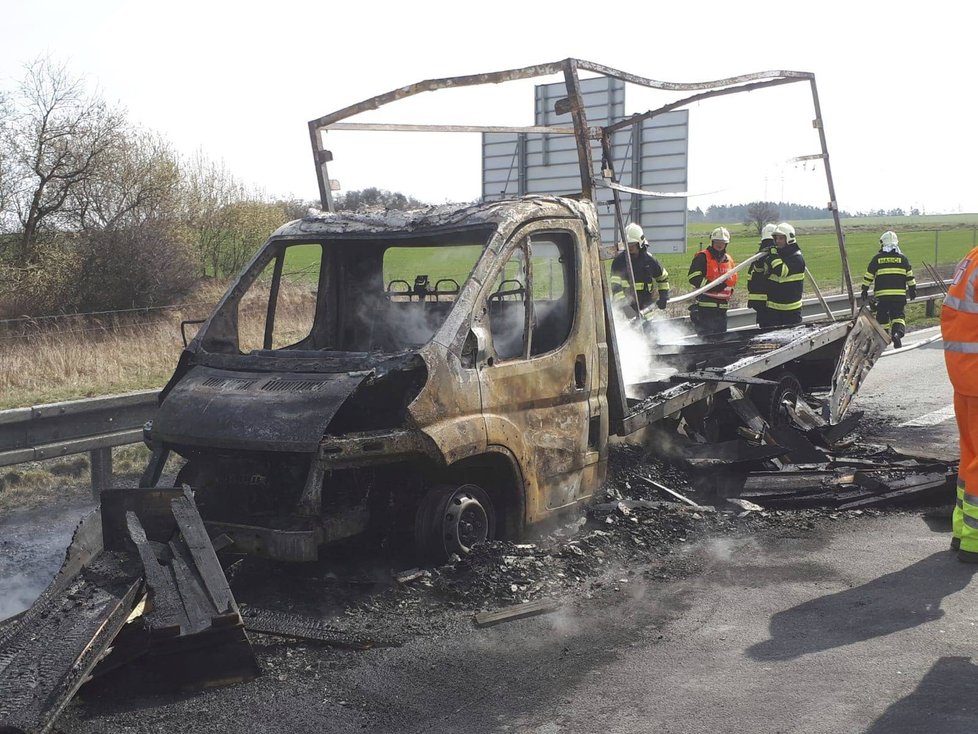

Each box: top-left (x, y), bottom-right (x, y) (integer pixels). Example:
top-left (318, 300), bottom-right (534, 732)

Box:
top-left (752, 372), bottom-right (803, 428)
top-left (414, 484), bottom-right (496, 564)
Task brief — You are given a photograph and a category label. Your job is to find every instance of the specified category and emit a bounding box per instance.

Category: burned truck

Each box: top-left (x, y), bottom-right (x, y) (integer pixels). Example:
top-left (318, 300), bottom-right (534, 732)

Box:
top-left (139, 60), bottom-right (884, 563)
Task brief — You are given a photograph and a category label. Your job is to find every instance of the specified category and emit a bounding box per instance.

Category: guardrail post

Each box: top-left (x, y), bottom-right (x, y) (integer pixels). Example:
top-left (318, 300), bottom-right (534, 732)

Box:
top-left (926, 299), bottom-right (936, 318)
top-left (90, 447), bottom-right (112, 500)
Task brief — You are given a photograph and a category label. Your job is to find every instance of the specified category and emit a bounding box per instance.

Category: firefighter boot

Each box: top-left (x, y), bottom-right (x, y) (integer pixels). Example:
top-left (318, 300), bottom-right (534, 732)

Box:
top-left (951, 537), bottom-right (961, 551)
top-left (957, 549), bottom-right (978, 564)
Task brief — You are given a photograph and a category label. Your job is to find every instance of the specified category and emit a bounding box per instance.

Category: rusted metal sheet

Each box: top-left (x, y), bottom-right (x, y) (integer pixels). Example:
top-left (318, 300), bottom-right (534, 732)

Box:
top-left (829, 309), bottom-right (890, 423)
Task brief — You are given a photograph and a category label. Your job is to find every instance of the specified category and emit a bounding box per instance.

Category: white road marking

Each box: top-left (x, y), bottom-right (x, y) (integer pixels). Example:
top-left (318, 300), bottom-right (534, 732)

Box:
top-left (898, 404), bottom-right (957, 427)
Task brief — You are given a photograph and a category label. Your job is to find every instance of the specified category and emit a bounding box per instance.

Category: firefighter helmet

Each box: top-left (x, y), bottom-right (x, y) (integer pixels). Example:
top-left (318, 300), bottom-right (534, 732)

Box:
top-left (773, 222), bottom-right (796, 245)
top-left (625, 222), bottom-right (646, 245)
top-left (710, 226), bottom-right (731, 244)
top-left (761, 223), bottom-right (777, 240)
top-left (880, 230), bottom-right (899, 248)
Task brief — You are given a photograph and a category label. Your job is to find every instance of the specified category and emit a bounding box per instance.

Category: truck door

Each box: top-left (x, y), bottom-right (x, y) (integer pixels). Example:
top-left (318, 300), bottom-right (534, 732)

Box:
top-left (471, 221), bottom-right (600, 522)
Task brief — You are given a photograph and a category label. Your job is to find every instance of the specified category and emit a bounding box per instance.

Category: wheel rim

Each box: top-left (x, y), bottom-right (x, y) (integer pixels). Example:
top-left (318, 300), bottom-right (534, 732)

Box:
top-left (443, 490), bottom-right (489, 554)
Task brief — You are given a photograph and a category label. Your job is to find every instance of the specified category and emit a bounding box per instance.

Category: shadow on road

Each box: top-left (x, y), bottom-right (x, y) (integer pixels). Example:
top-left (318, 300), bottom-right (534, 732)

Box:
top-left (747, 551), bottom-right (977, 661)
top-left (865, 657), bottom-right (978, 734)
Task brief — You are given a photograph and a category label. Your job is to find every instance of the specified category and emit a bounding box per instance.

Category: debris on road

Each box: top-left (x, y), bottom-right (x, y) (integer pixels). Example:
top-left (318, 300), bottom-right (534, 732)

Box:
top-left (473, 598), bottom-right (561, 628)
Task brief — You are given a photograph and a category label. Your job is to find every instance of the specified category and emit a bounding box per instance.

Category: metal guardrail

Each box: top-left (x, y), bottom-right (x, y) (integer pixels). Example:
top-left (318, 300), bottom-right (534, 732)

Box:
top-left (0, 389), bottom-right (158, 498)
top-left (724, 279), bottom-right (947, 330)
top-left (0, 280), bottom-right (948, 497)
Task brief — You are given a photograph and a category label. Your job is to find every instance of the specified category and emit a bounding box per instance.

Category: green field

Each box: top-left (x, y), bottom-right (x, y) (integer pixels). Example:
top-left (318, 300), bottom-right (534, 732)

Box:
top-left (273, 216), bottom-right (978, 301)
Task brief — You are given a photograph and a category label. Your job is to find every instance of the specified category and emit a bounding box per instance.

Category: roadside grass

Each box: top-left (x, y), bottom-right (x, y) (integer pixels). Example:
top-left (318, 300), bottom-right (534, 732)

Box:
top-left (0, 445), bottom-right (185, 512)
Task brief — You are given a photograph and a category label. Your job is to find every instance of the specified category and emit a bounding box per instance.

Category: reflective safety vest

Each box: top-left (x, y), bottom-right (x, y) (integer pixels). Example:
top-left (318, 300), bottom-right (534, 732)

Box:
top-left (688, 248), bottom-right (737, 302)
top-left (707, 248), bottom-right (737, 299)
top-left (942, 246), bottom-right (978, 396)
top-left (863, 251), bottom-right (916, 298)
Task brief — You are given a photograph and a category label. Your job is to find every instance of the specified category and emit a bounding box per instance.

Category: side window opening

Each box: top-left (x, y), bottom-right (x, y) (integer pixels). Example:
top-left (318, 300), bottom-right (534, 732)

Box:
top-left (529, 233), bottom-right (575, 356)
top-left (488, 243), bottom-right (528, 361)
top-left (483, 230), bottom-right (577, 363)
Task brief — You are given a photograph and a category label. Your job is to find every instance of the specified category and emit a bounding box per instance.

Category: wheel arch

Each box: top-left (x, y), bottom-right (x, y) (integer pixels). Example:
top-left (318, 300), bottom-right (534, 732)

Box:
top-left (441, 447), bottom-right (526, 541)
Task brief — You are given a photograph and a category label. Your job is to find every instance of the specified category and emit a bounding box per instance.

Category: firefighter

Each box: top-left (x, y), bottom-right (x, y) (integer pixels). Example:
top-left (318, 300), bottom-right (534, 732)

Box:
top-left (687, 226), bottom-right (738, 335)
top-left (941, 245), bottom-right (978, 562)
top-left (861, 230), bottom-right (917, 349)
top-left (758, 222), bottom-right (806, 326)
top-left (747, 222), bottom-right (777, 318)
top-left (610, 222), bottom-right (670, 319)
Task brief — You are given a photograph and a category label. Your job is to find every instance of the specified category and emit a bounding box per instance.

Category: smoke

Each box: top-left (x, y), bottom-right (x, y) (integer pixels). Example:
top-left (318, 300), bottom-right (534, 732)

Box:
top-left (611, 304), bottom-right (694, 386)
top-left (0, 572), bottom-right (51, 620)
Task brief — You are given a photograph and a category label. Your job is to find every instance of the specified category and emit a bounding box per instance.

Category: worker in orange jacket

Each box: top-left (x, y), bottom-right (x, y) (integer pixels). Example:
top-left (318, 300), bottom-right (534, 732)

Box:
top-left (942, 245), bottom-right (978, 562)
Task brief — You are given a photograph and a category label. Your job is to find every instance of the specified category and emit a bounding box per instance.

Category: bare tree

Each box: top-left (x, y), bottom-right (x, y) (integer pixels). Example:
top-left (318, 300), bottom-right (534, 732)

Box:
top-left (5, 57), bottom-right (125, 265)
top-left (71, 129), bottom-right (181, 231)
top-left (744, 201), bottom-right (780, 235)
top-left (180, 151), bottom-right (246, 277)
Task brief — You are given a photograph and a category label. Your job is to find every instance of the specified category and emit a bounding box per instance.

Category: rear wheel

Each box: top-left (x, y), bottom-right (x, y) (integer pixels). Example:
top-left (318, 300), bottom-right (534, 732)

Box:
top-left (752, 371), bottom-right (803, 427)
top-left (414, 483), bottom-right (496, 564)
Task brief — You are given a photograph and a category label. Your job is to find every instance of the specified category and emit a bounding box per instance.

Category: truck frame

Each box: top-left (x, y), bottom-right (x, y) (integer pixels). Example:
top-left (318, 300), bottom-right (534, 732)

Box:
top-left (137, 59), bottom-right (885, 563)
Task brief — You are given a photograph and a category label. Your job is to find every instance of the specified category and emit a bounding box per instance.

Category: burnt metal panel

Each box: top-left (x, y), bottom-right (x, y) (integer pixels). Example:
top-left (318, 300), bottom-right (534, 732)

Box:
top-left (151, 366), bottom-right (368, 452)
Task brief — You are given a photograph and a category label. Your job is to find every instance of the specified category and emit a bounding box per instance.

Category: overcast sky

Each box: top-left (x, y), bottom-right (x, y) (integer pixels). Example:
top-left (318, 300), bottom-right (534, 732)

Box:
top-left (3, 0), bottom-right (976, 215)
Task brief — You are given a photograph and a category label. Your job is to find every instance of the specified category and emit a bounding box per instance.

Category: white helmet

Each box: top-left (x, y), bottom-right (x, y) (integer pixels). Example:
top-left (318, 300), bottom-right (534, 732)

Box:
top-left (773, 222), bottom-right (796, 245)
top-left (625, 222), bottom-right (646, 245)
top-left (761, 223), bottom-right (777, 240)
top-left (710, 226), bottom-right (730, 244)
top-left (880, 230), bottom-right (899, 248)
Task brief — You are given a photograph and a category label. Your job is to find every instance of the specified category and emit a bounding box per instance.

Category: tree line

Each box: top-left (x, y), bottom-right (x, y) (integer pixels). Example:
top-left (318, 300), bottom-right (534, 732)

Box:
top-left (0, 58), bottom-right (426, 318)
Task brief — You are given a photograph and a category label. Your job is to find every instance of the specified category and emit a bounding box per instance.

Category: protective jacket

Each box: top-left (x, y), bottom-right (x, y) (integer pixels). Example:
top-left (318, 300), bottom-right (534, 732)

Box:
top-left (747, 239), bottom-right (774, 309)
top-left (763, 242), bottom-right (806, 315)
top-left (610, 249), bottom-right (670, 315)
top-left (942, 246), bottom-right (978, 397)
top-left (863, 251), bottom-right (916, 298)
top-left (941, 246), bottom-right (978, 556)
top-left (688, 246), bottom-right (738, 310)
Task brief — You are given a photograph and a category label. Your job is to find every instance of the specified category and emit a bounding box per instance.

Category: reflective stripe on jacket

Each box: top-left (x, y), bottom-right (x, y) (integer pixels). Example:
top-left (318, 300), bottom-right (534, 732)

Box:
top-left (688, 247), bottom-right (737, 302)
top-left (764, 243), bottom-right (805, 312)
top-left (610, 250), bottom-right (670, 310)
top-left (863, 251), bottom-right (916, 297)
top-left (942, 246), bottom-right (978, 396)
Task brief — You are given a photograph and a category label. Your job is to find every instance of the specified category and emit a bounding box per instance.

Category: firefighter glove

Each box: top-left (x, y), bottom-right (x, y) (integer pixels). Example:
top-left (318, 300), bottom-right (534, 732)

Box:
top-left (657, 291), bottom-right (669, 310)
top-left (908, 285), bottom-right (917, 300)
top-left (860, 287), bottom-right (869, 305)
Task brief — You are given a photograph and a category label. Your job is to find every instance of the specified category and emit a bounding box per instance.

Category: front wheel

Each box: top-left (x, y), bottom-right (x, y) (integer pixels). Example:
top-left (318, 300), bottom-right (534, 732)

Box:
top-left (414, 484), bottom-right (496, 564)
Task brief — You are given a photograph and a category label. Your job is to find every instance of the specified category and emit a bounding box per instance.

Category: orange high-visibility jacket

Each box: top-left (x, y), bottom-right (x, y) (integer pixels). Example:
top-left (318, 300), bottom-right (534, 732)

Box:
top-left (942, 245), bottom-right (978, 397)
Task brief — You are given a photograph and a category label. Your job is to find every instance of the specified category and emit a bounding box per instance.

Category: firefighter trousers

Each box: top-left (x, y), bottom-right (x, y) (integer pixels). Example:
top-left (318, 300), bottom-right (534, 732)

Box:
top-left (953, 392), bottom-right (978, 552)
top-left (875, 296), bottom-right (907, 339)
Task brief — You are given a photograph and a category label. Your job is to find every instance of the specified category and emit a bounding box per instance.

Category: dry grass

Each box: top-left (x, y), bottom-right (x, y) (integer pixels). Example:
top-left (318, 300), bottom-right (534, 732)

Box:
top-left (0, 279), bottom-right (315, 410)
top-left (0, 445), bottom-right (186, 512)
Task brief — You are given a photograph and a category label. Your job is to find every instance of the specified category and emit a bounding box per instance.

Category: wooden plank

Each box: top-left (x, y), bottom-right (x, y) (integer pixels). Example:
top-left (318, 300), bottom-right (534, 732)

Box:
top-left (766, 426), bottom-right (828, 465)
top-left (126, 512), bottom-right (184, 636)
top-left (742, 471), bottom-right (836, 492)
top-left (171, 490), bottom-right (236, 615)
top-left (473, 598), bottom-right (562, 628)
top-left (837, 477), bottom-right (951, 510)
top-left (168, 538), bottom-right (217, 635)
top-left (677, 439), bottom-right (787, 466)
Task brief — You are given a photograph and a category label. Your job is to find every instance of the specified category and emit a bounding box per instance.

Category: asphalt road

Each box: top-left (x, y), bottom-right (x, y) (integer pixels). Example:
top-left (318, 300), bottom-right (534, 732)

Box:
top-left (853, 326), bottom-right (958, 459)
top-left (11, 325), bottom-right (974, 734)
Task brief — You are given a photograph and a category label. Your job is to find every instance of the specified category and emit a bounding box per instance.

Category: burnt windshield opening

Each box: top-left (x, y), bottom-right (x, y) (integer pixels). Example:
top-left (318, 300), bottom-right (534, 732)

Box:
top-left (199, 226), bottom-right (493, 357)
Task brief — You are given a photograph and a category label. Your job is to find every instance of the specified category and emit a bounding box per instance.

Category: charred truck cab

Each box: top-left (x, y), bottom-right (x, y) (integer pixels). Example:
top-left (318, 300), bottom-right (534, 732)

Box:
top-left (144, 198), bottom-right (611, 562)
top-left (141, 59), bottom-right (882, 564)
